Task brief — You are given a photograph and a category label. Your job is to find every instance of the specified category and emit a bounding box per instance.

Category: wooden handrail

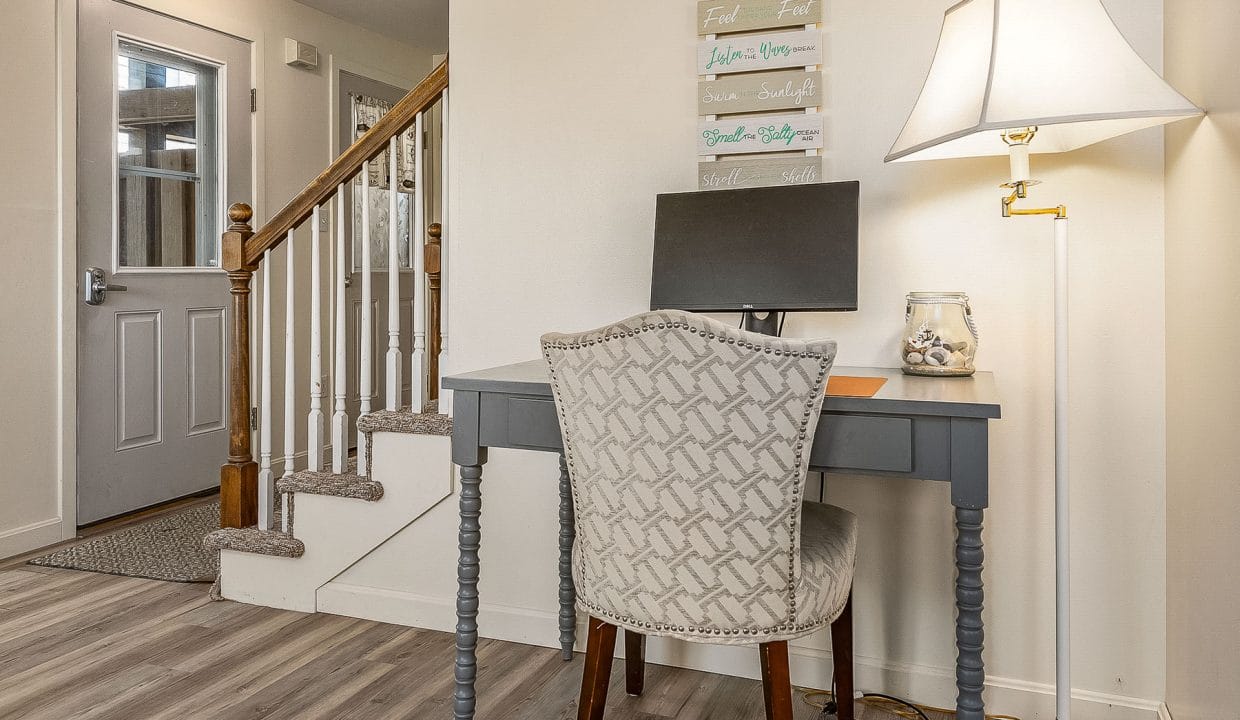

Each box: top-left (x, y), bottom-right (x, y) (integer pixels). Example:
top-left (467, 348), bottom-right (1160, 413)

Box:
top-left (241, 59), bottom-right (448, 266)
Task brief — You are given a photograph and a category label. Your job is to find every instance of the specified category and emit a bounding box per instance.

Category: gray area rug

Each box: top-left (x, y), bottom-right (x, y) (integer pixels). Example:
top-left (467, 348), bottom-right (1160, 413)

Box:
top-left (28, 502), bottom-right (220, 583)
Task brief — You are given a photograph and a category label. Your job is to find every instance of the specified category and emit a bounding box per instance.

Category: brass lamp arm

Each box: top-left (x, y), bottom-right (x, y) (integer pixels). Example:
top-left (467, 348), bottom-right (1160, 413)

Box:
top-left (1002, 181), bottom-right (1067, 219)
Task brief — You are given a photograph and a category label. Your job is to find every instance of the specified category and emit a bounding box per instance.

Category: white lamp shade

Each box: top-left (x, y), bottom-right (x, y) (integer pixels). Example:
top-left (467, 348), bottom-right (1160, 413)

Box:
top-left (886, 0), bottom-right (1203, 162)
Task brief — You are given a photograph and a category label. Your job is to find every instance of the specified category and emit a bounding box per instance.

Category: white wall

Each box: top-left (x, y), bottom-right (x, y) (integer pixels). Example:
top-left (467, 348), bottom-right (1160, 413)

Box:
top-left (342, 1), bottom-right (1173, 715)
top-left (0, 0), bottom-right (433, 557)
top-left (0, 0), bottom-right (68, 557)
top-left (1164, 2), bottom-right (1240, 718)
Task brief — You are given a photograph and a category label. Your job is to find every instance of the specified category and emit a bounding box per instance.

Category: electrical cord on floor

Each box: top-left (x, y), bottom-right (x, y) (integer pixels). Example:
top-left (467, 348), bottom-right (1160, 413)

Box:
top-left (860, 693), bottom-right (931, 720)
top-left (797, 685), bottom-right (1022, 720)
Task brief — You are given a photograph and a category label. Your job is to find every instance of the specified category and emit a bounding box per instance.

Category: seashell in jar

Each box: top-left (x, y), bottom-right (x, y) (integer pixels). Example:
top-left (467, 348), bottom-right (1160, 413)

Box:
top-left (947, 351), bottom-right (966, 368)
top-left (926, 347), bottom-right (951, 366)
top-left (926, 355), bottom-right (942, 366)
top-left (906, 352), bottom-right (924, 365)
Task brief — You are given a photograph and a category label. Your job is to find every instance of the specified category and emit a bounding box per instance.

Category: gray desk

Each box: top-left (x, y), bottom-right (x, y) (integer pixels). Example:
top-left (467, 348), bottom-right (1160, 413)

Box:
top-left (444, 361), bottom-right (1001, 720)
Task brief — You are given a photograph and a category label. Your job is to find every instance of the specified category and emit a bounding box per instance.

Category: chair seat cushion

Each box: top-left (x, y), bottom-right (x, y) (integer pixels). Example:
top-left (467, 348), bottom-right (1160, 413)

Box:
top-left (577, 501), bottom-right (858, 646)
top-left (793, 502), bottom-right (858, 633)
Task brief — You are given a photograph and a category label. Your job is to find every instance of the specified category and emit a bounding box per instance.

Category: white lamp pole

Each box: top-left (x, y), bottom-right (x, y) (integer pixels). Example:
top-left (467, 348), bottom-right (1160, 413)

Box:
top-left (885, 1), bottom-right (1202, 718)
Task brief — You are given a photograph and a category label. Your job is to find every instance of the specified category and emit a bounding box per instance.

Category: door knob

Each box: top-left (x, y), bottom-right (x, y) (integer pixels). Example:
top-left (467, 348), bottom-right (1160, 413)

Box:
top-left (84, 267), bottom-right (127, 306)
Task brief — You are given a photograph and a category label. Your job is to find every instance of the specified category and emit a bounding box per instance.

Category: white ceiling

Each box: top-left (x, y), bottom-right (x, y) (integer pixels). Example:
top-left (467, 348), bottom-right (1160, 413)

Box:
top-left (294, 0), bottom-right (448, 53)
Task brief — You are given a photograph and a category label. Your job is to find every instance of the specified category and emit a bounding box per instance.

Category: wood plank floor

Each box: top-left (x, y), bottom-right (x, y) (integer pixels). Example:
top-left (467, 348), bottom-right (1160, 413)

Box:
top-left (0, 565), bottom-right (948, 719)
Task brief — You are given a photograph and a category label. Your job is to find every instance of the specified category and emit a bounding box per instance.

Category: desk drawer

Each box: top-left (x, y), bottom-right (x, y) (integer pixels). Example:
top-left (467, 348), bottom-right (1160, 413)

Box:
top-left (479, 395), bottom-right (564, 451)
top-left (810, 414), bottom-right (913, 473)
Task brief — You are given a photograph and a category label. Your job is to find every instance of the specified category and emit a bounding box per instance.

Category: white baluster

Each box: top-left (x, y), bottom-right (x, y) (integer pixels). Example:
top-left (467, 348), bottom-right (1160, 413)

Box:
top-left (411, 111), bottom-right (427, 413)
top-left (385, 136), bottom-right (402, 411)
top-left (358, 163), bottom-right (373, 477)
top-left (331, 187), bottom-right (348, 474)
top-left (307, 205), bottom-right (325, 472)
top-left (258, 251), bottom-right (274, 530)
top-left (439, 89), bottom-right (450, 415)
top-left (283, 230), bottom-right (296, 485)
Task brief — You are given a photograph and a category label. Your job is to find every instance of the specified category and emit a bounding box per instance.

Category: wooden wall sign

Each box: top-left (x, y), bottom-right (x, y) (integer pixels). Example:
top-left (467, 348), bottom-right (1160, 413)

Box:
top-left (698, 113), bottom-right (824, 155)
top-left (700, 156), bottom-right (825, 190)
top-left (697, 0), bottom-right (823, 35)
top-left (699, 70), bottom-right (823, 115)
top-left (697, 29), bottom-right (822, 75)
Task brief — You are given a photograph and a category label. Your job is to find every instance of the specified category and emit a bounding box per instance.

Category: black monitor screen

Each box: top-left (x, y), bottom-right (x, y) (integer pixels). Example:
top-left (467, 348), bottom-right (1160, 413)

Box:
top-left (650, 181), bottom-right (859, 313)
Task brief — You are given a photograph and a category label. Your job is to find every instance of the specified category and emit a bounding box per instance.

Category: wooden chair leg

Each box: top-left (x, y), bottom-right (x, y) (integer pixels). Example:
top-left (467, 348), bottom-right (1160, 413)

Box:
top-left (578, 616), bottom-right (618, 720)
top-left (831, 593), bottom-right (855, 720)
top-left (759, 640), bottom-right (794, 720)
top-left (624, 630), bottom-right (646, 696)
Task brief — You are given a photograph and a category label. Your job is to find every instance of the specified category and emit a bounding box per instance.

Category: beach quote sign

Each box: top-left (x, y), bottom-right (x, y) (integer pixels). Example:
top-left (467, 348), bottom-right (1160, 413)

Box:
top-left (700, 157), bottom-right (825, 190)
top-left (697, 0), bottom-right (823, 35)
top-left (699, 70), bottom-right (823, 115)
top-left (698, 113), bottom-right (824, 155)
top-left (697, 29), bottom-right (822, 75)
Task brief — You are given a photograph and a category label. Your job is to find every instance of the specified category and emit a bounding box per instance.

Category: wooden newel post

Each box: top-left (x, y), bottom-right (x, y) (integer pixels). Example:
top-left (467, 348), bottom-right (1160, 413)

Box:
top-left (425, 222), bottom-right (443, 403)
top-left (220, 203), bottom-right (259, 528)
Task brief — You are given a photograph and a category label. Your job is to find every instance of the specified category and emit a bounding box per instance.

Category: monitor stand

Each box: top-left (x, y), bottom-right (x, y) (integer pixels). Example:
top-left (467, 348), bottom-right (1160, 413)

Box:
top-left (743, 311), bottom-right (780, 337)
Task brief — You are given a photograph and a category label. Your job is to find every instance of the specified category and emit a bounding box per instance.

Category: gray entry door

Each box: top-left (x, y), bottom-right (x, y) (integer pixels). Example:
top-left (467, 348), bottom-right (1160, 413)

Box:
top-left (77, 0), bottom-right (252, 524)
top-left (338, 71), bottom-right (415, 435)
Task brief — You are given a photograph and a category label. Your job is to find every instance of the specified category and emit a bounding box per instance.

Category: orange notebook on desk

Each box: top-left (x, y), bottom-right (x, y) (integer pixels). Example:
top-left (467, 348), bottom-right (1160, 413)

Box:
top-left (826, 376), bottom-right (887, 398)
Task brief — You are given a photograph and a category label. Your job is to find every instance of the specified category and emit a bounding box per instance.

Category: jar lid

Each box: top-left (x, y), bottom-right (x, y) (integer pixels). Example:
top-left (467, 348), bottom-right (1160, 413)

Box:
top-left (907, 291), bottom-right (969, 304)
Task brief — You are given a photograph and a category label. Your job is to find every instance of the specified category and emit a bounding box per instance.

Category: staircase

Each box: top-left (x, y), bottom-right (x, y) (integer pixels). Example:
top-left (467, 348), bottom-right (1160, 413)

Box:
top-left (206, 61), bottom-right (453, 611)
top-left (208, 412), bottom-right (452, 612)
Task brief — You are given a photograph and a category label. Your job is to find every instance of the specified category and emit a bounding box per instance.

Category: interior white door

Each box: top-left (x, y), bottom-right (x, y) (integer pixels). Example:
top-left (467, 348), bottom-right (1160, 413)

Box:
top-left (76, 0), bottom-right (252, 524)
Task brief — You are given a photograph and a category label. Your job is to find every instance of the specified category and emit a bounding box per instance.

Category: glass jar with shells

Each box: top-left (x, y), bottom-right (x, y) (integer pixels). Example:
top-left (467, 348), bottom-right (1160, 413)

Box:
top-left (902, 292), bottom-right (978, 377)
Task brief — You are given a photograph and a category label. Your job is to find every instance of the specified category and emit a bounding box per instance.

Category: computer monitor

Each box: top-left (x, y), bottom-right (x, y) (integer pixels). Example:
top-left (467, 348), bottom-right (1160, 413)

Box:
top-left (649, 181), bottom-right (859, 334)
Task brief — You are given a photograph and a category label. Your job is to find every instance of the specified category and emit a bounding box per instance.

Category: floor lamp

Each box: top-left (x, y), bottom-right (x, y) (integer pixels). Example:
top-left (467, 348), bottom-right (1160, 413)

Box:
top-left (884, 1), bottom-right (1202, 718)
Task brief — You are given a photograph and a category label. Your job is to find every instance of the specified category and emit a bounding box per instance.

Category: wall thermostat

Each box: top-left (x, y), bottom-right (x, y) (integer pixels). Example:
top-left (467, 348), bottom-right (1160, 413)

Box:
top-left (284, 38), bottom-right (319, 70)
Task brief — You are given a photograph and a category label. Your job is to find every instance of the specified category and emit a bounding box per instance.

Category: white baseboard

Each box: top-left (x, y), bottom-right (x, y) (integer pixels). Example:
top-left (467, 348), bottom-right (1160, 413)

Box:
top-left (0, 517), bottom-right (68, 560)
top-left (318, 582), bottom-right (575, 648)
top-left (317, 581), bottom-right (1165, 720)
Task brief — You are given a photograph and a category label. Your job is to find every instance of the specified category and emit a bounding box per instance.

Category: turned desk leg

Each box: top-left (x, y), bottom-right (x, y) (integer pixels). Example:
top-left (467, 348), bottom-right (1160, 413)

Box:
top-left (558, 454), bottom-right (577, 661)
top-left (454, 464), bottom-right (484, 720)
top-left (954, 506), bottom-right (985, 720)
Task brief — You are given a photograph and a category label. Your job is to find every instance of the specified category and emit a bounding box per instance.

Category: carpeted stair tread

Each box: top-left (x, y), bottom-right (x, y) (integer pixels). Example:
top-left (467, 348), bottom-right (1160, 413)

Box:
top-left (357, 408), bottom-right (452, 436)
top-left (277, 470), bottom-right (384, 502)
top-left (204, 527), bottom-right (305, 558)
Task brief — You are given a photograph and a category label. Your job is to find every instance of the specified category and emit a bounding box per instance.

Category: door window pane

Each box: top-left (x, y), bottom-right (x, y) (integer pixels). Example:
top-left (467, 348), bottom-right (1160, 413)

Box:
top-left (117, 41), bottom-right (220, 268)
top-left (118, 175), bottom-right (199, 267)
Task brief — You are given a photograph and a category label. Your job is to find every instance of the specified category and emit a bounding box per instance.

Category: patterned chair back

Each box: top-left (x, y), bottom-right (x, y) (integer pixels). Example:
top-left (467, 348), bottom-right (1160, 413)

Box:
top-left (541, 310), bottom-right (836, 641)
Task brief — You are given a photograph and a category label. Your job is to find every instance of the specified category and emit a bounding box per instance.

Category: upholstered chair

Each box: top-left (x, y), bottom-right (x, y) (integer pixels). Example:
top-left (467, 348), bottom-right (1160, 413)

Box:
top-left (541, 310), bottom-right (859, 720)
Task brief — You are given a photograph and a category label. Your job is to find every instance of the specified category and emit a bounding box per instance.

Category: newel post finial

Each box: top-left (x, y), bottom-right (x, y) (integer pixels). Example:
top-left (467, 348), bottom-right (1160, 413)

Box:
top-left (228, 202), bottom-right (254, 232)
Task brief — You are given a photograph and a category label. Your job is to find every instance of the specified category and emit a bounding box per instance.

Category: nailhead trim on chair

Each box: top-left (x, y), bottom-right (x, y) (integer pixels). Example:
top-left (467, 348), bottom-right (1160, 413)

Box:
top-left (576, 590), bottom-right (851, 646)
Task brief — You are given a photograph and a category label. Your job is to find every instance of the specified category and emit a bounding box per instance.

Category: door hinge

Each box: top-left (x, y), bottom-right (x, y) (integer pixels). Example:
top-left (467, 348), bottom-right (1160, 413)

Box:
top-left (250, 407), bottom-right (258, 430)
top-left (250, 88), bottom-right (257, 113)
